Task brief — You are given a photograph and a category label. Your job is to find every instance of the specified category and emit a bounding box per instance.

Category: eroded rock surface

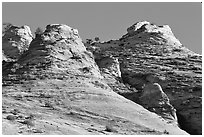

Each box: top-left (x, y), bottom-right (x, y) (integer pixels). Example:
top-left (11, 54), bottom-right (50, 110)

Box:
top-left (87, 21), bottom-right (202, 134)
top-left (125, 21), bottom-right (182, 47)
top-left (140, 83), bottom-right (178, 125)
top-left (3, 24), bottom-right (102, 83)
top-left (2, 24), bottom-right (188, 135)
top-left (2, 25), bottom-right (33, 60)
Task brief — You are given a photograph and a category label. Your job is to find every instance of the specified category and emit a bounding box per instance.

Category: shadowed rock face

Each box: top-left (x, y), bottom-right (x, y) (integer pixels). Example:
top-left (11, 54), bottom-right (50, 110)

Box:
top-left (96, 56), bottom-right (121, 78)
top-left (2, 25), bottom-right (33, 61)
top-left (87, 21), bottom-right (202, 134)
top-left (2, 24), bottom-right (188, 135)
top-left (140, 83), bottom-right (178, 125)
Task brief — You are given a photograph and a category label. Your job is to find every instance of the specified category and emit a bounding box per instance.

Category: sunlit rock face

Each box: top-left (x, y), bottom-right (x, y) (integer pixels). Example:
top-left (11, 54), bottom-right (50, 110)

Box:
top-left (126, 21), bottom-right (181, 46)
top-left (2, 24), bottom-right (188, 135)
top-left (3, 24), bottom-right (103, 80)
top-left (87, 21), bottom-right (202, 135)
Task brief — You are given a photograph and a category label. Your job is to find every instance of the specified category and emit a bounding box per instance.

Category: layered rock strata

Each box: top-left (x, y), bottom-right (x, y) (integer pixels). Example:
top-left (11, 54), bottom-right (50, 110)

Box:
top-left (2, 24), bottom-right (188, 135)
top-left (87, 21), bottom-right (202, 134)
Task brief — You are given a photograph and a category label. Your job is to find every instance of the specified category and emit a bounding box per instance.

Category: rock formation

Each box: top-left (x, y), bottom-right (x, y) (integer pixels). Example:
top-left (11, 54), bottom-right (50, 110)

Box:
top-left (3, 24), bottom-right (102, 82)
top-left (87, 21), bottom-right (202, 134)
top-left (96, 56), bottom-right (121, 78)
top-left (2, 24), bottom-right (189, 135)
top-left (140, 83), bottom-right (178, 125)
top-left (2, 21), bottom-right (201, 135)
top-left (125, 21), bottom-right (182, 47)
top-left (2, 25), bottom-right (33, 61)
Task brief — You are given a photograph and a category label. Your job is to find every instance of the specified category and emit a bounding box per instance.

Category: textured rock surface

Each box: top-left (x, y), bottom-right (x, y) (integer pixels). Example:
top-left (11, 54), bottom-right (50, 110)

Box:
top-left (125, 21), bottom-right (182, 47)
top-left (2, 25), bottom-right (33, 60)
top-left (3, 24), bottom-right (102, 81)
top-left (2, 24), bottom-right (188, 135)
top-left (96, 56), bottom-right (121, 78)
top-left (140, 83), bottom-right (178, 125)
top-left (87, 21), bottom-right (202, 134)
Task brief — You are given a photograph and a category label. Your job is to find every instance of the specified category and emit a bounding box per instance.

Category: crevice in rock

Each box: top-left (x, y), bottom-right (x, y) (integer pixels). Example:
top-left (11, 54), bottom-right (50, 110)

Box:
top-left (176, 111), bottom-right (198, 135)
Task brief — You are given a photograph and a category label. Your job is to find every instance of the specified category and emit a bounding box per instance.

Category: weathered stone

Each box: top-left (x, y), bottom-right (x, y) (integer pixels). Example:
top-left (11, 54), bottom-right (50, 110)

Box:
top-left (2, 23), bottom-right (188, 135)
top-left (3, 24), bottom-right (102, 79)
top-left (140, 83), bottom-right (178, 124)
top-left (96, 56), bottom-right (121, 78)
top-left (2, 25), bottom-right (33, 60)
top-left (88, 21), bottom-right (202, 134)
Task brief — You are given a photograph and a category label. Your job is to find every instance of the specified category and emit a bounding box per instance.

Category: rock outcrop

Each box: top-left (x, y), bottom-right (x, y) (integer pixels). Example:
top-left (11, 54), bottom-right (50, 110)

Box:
top-left (125, 21), bottom-right (182, 47)
top-left (2, 24), bottom-right (188, 135)
top-left (3, 24), bottom-right (102, 83)
top-left (96, 56), bottom-right (121, 78)
top-left (140, 83), bottom-right (178, 125)
top-left (2, 25), bottom-right (33, 61)
top-left (87, 21), bottom-right (202, 134)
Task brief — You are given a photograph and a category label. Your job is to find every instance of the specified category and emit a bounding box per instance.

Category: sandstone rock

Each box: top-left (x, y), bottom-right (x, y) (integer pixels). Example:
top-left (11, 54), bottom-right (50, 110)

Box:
top-left (96, 56), bottom-right (121, 78)
top-left (2, 51), bottom-right (10, 62)
top-left (127, 21), bottom-right (150, 34)
top-left (88, 21), bottom-right (202, 134)
top-left (124, 21), bottom-right (197, 55)
top-left (140, 83), bottom-right (178, 124)
top-left (2, 23), bottom-right (188, 135)
top-left (94, 55), bottom-right (129, 94)
top-left (2, 25), bottom-right (33, 60)
top-left (43, 24), bottom-right (80, 41)
top-left (3, 24), bottom-right (102, 80)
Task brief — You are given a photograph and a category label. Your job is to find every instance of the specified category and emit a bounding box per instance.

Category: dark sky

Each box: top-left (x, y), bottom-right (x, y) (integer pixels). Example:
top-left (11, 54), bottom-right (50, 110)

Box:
top-left (2, 2), bottom-right (202, 54)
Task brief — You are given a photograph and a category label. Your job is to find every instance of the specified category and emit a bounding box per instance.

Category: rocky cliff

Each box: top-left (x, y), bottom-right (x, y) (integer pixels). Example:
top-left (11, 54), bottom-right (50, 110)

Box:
top-left (86, 21), bottom-right (202, 134)
top-left (2, 22), bottom-right (201, 135)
